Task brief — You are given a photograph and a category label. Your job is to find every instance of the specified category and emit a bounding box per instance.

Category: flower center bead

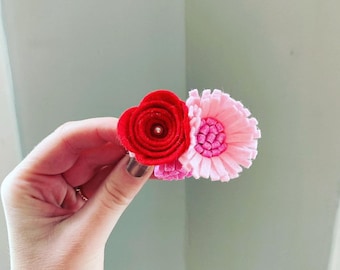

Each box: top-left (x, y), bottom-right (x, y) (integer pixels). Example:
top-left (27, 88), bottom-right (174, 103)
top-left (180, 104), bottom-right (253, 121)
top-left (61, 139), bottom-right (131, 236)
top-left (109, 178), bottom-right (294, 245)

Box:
top-left (194, 117), bottom-right (227, 158)
top-left (151, 124), bottom-right (166, 138)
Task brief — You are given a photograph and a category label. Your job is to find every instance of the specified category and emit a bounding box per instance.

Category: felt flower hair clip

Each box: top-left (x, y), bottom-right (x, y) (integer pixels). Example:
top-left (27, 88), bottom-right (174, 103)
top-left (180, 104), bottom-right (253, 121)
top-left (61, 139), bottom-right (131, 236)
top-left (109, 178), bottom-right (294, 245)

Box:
top-left (117, 89), bottom-right (261, 182)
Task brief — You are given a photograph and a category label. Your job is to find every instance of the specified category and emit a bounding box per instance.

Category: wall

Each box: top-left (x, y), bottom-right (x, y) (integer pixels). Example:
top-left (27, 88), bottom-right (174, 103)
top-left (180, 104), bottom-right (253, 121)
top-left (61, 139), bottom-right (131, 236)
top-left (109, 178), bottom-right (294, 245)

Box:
top-left (0, 2), bottom-right (21, 269)
top-left (185, 1), bottom-right (340, 270)
top-left (1, 1), bottom-right (186, 269)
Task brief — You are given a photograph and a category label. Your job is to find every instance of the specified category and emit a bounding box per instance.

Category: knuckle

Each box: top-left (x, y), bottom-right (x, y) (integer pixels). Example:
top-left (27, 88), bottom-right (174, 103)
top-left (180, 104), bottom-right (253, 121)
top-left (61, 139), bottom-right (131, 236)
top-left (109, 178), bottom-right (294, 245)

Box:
top-left (54, 121), bottom-right (79, 153)
top-left (1, 173), bottom-right (23, 206)
top-left (102, 180), bottom-right (132, 209)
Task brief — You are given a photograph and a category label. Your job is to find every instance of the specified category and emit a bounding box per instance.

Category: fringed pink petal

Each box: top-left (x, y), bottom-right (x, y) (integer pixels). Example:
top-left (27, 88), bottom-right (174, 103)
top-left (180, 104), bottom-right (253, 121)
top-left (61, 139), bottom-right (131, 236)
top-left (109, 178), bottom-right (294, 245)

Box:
top-left (232, 141), bottom-right (258, 151)
top-left (187, 89), bottom-right (201, 108)
top-left (226, 145), bottom-right (253, 168)
top-left (217, 109), bottom-right (240, 127)
top-left (234, 101), bottom-right (251, 117)
top-left (251, 150), bottom-right (258, 159)
top-left (200, 89), bottom-right (212, 118)
top-left (200, 158), bottom-right (212, 179)
top-left (206, 89), bottom-right (223, 117)
top-left (179, 89), bottom-right (260, 182)
top-left (226, 118), bottom-right (258, 134)
top-left (219, 152), bottom-right (243, 179)
top-left (225, 115), bottom-right (248, 132)
top-left (211, 156), bottom-right (230, 181)
top-left (184, 152), bottom-right (203, 179)
top-left (226, 125), bottom-right (261, 139)
top-left (227, 133), bottom-right (255, 144)
top-left (210, 169), bottom-right (222, 181)
top-left (254, 128), bottom-right (261, 139)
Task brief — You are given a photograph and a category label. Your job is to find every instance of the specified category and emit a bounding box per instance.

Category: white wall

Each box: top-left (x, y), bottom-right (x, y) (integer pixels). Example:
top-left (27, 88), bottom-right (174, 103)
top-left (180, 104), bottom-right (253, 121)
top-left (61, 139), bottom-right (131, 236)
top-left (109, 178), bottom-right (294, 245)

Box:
top-left (0, 2), bottom-right (21, 269)
top-left (186, 1), bottom-right (340, 270)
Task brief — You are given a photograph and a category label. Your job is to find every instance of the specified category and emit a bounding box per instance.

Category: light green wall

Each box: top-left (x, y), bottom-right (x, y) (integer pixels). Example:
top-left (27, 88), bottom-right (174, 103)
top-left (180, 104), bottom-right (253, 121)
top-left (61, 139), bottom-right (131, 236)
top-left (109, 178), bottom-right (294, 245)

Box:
top-left (1, 1), bottom-right (186, 270)
top-left (2, 0), bottom-right (187, 154)
top-left (185, 1), bottom-right (340, 270)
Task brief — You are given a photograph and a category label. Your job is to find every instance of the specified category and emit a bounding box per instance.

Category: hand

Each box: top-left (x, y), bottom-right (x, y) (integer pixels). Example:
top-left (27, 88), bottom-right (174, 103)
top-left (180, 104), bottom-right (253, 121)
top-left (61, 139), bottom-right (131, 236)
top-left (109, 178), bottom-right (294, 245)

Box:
top-left (1, 118), bottom-right (153, 270)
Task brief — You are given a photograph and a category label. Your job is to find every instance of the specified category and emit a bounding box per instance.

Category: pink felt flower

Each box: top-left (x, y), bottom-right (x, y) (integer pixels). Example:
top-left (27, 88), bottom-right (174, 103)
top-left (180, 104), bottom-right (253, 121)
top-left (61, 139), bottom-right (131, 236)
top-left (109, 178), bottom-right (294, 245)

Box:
top-left (154, 160), bottom-right (192, 181)
top-left (179, 89), bottom-right (261, 182)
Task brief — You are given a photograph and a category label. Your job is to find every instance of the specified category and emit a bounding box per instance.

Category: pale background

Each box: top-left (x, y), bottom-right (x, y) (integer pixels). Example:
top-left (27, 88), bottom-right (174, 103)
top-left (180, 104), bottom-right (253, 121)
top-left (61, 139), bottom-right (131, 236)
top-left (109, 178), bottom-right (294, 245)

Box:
top-left (1, 1), bottom-right (340, 269)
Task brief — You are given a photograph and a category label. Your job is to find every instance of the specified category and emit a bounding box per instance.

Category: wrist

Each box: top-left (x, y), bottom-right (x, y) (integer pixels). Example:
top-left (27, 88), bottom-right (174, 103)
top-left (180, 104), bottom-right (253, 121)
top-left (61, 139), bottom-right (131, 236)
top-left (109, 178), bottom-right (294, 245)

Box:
top-left (10, 246), bottom-right (104, 270)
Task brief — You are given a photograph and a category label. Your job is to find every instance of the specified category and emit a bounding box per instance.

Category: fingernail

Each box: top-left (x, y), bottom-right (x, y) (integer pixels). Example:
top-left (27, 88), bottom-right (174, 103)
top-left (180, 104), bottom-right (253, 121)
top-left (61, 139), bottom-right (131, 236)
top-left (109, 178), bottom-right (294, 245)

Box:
top-left (126, 157), bottom-right (151, 177)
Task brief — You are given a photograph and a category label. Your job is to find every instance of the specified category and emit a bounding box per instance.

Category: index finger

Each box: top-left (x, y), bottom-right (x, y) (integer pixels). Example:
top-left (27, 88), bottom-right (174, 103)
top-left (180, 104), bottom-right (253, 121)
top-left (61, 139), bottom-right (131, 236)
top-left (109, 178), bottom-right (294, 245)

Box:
top-left (22, 117), bottom-right (124, 174)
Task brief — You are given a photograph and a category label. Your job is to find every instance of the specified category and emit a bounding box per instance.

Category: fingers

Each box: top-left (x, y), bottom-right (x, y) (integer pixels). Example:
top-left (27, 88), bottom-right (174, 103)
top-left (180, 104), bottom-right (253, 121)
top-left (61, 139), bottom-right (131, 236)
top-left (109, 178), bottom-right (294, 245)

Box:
top-left (70, 155), bottom-right (153, 244)
top-left (62, 142), bottom-right (126, 187)
top-left (23, 118), bottom-right (122, 175)
top-left (77, 164), bottom-right (115, 199)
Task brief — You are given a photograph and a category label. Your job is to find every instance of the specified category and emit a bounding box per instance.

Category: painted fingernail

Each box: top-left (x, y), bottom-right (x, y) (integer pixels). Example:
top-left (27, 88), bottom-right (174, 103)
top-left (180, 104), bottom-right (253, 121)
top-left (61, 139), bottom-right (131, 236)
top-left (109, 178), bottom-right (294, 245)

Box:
top-left (126, 157), bottom-right (151, 177)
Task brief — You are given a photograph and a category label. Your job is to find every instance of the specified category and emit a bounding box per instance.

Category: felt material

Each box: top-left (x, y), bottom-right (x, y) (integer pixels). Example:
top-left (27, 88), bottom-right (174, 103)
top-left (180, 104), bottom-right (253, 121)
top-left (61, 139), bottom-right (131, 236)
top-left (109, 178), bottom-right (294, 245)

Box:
top-left (179, 89), bottom-right (261, 182)
top-left (194, 117), bottom-right (228, 158)
top-left (154, 159), bottom-right (192, 181)
top-left (117, 88), bottom-right (260, 182)
top-left (117, 90), bottom-right (191, 165)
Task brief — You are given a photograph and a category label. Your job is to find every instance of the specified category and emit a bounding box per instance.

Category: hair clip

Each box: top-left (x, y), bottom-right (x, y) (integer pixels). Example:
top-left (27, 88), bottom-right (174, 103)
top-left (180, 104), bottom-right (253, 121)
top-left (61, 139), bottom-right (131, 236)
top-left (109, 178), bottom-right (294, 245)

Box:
top-left (117, 89), bottom-right (261, 182)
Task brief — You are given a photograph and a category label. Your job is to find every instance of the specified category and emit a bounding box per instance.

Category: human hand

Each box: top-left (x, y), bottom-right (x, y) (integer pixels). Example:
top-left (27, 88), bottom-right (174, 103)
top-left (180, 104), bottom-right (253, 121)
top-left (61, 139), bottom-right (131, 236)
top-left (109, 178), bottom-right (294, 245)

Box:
top-left (1, 117), bottom-right (153, 270)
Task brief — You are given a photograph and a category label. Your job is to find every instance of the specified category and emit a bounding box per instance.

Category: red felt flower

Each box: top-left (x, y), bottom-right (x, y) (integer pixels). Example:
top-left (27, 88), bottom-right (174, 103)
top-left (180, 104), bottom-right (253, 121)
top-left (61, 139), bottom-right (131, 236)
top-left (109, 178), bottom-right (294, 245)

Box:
top-left (117, 90), bottom-right (191, 165)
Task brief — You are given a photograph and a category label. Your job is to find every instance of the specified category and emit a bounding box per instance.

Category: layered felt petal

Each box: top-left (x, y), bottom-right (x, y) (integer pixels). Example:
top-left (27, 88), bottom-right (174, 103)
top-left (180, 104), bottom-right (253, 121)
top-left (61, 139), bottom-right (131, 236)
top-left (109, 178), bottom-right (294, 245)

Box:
top-left (117, 90), bottom-right (191, 165)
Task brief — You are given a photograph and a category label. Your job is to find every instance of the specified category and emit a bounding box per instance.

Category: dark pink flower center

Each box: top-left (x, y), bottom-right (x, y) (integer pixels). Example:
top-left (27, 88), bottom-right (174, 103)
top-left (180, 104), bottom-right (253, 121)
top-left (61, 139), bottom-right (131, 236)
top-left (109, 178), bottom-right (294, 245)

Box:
top-left (194, 117), bottom-right (227, 158)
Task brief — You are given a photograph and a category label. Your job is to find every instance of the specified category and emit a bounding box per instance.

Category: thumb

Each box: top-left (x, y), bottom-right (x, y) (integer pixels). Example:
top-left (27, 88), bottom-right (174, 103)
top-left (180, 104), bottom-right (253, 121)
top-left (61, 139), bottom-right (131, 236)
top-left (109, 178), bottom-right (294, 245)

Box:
top-left (74, 155), bottom-right (153, 243)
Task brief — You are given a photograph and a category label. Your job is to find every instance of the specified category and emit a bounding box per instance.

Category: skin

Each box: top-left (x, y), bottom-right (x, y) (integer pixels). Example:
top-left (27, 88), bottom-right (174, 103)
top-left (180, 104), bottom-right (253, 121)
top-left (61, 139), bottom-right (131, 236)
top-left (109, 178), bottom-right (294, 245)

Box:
top-left (1, 117), bottom-right (153, 270)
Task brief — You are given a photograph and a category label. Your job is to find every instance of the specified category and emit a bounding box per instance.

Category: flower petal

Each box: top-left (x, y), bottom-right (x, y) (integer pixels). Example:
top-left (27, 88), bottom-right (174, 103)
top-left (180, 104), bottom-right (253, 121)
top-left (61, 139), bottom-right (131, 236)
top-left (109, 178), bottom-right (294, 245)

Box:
top-left (179, 89), bottom-right (260, 181)
top-left (118, 90), bottom-right (191, 165)
top-left (200, 158), bottom-right (212, 179)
